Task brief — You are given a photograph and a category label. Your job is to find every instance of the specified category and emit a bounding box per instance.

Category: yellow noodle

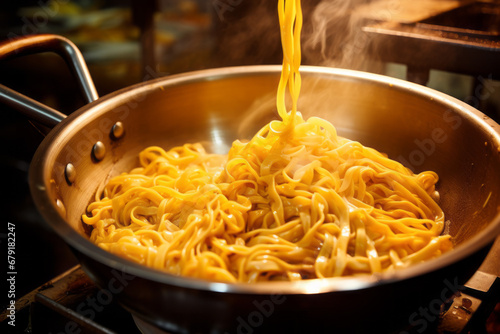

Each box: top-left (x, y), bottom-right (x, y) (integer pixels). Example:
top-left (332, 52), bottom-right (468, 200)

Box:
top-left (82, 0), bottom-right (452, 282)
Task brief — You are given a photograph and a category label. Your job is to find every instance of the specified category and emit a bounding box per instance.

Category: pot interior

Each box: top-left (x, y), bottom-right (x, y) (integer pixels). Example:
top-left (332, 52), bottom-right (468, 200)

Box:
top-left (31, 65), bottom-right (500, 281)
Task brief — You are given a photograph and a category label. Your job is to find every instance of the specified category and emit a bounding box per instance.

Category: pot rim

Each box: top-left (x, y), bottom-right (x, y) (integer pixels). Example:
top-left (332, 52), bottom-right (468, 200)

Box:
top-left (29, 65), bottom-right (500, 295)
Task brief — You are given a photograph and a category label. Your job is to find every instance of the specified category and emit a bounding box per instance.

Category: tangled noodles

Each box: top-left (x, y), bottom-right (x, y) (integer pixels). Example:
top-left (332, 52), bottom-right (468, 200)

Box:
top-left (82, 0), bottom-right (453, 282)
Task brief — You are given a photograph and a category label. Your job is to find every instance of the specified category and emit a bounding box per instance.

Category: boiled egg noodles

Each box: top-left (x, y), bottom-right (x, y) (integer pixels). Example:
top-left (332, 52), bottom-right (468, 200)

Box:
top-left (82, 0), bottom-right (452, 282)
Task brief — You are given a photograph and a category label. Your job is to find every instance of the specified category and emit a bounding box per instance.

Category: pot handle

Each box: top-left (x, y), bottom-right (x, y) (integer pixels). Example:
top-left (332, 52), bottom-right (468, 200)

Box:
top-left (0, 34), bottom-right (99, 128)
top-left (438, 270), bottom-right (500, 333)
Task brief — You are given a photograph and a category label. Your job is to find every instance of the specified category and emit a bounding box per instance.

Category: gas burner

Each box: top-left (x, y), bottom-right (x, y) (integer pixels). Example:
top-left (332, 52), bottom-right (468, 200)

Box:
top-left (0, 266), bottom-right (142, 334)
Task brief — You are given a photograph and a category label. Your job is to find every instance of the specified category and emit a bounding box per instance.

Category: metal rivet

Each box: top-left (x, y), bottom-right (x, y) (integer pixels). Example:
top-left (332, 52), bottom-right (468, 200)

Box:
top-left (56, 199), bottom-right (67, 217)
top-left (432, 190), bottom-right (440, 202)
top-left (111, 121), bottom-right (124, 139)
top-left (65, 163), bottom-right (76, 184)
top-left (92, 141), bottom-right (106, 161)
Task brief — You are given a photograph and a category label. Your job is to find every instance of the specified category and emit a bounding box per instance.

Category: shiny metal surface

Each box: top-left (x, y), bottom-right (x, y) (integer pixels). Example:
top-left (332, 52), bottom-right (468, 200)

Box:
top-left (0, 34), bottom-right (98, 127)
top-left (1, 33), bottom-right (499, 333)
top-left (64, 163), bottom-right (77, 185)
top-left (0, 83), bottom-right (66, 128)
top-left (22, 64), bottom-right (500, 332)
top-left (111, 121), bottom-right (125, 139)
top-left (91, 141), bottom-right (106, 161)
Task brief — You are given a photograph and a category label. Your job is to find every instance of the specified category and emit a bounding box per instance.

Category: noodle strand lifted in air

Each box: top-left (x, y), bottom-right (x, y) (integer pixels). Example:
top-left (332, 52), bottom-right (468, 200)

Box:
top-left (277, 0), bottom-right (302, 121)
top-left (82, 0), bottom-right (453, 282)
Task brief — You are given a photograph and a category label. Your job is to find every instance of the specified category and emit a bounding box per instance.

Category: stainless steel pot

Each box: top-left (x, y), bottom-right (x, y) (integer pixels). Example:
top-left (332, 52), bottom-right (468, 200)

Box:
top-left (2, 34), bottom-right (500, 333)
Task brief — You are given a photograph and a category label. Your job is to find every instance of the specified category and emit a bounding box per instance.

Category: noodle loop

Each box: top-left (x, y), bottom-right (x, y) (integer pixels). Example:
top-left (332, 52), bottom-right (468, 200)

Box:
top-left (82, 0), bottom-right (452, 283)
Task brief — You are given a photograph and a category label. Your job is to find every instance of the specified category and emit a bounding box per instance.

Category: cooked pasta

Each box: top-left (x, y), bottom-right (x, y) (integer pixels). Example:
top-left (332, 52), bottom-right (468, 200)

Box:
top-left (82, 0), bottom-right (453, 282)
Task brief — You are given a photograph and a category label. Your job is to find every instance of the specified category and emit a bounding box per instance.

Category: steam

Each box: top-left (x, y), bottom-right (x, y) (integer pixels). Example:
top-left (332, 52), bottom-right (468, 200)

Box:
top-left (216, 0), bottom-right (395, 139)
top-left (301, 0), bottom-right (383, 72)
top-left (213, 0), bottom-right (388, 72)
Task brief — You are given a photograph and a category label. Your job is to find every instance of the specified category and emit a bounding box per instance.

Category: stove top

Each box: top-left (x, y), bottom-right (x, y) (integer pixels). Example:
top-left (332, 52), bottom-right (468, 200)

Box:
top-left (361, 0), bottom-right (500, 120)
top-left (1, 238), bottom-right (499, 334)
top-left (363, 1), bottom-right (500, 80)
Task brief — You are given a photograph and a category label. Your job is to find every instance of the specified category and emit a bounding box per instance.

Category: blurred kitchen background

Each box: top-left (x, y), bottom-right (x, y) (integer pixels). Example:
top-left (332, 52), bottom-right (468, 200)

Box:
top-left (1, 0), bottom-right (500, 330)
